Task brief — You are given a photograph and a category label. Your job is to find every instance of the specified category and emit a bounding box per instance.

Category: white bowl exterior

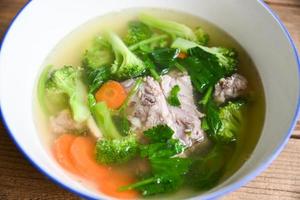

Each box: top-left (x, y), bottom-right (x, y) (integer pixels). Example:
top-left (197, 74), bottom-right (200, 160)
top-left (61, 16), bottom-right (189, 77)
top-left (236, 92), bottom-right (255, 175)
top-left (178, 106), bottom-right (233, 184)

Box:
top-left (0, 0), bottom-right (299, 199)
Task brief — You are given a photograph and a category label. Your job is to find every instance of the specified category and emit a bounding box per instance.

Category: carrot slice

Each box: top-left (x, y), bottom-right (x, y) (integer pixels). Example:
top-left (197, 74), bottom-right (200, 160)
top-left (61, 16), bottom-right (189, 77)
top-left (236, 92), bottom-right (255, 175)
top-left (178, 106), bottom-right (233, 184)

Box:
top-left (95, 80), bottom-right (127, 109)
top-left (177, 52), bottom-right (188, 59)
top-left (70, 136), bottom-right (109, 182)
top-left (97, 170), bottom-right (138, 199)
top-left (70, 136), bottom-right (138, 198)
top-left (53, 134), bottom-right (80, 175)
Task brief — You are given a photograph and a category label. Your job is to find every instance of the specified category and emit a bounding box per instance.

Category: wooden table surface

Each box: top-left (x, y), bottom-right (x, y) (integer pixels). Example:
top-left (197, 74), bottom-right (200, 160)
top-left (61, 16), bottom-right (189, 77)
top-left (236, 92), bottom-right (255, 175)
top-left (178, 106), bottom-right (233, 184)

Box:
top-left (0, 0), bottom-right (300, 199)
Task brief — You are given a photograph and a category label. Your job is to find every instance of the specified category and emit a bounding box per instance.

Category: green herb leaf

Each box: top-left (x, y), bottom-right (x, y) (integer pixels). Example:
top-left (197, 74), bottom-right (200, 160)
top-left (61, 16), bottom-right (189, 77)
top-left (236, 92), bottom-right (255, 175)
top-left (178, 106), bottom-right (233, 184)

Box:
top-left (120, 157), bottom-right (191, 196)
top-left (83, 66), bottom-right (111, 94)
top-left (143, 124), bottom-right (174, 143)
top-left (186, 145), bottom-right (232, 189)
top-left (120, 124), bottom-right (190, 196)
top-left (167, 85), bottom-right (181, 107)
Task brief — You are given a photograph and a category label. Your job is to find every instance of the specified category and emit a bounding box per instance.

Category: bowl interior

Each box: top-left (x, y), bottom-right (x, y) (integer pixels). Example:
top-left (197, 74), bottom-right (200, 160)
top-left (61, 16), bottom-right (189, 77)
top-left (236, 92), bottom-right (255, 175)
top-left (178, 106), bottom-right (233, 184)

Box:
top-left (0, 0), bottom-right (299, 199)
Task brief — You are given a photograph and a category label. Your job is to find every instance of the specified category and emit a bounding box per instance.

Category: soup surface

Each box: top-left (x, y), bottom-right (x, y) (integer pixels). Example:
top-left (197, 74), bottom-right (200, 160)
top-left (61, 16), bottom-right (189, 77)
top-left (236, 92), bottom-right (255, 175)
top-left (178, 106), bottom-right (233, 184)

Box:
top-left (35, 8), bottom-right (265, 199)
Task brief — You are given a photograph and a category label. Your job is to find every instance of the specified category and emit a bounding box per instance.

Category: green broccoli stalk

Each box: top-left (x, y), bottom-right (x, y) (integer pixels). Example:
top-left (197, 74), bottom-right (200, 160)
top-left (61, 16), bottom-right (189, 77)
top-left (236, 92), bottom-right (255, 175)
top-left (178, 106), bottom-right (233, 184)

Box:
top-left (104, 31), bottom-right (146, 79)
top-left (82, 36), bottom-right (114, 69)
top-left (89, 95), bottom-right (138, 165)
top-left (128, 34), bottom-right (169, 52)
top-left (172, 38), bottom-right (237, 73)
top-left (46, 66), bottom-right (90, 123)
top-left (139, 13), bottom-right (209, 44)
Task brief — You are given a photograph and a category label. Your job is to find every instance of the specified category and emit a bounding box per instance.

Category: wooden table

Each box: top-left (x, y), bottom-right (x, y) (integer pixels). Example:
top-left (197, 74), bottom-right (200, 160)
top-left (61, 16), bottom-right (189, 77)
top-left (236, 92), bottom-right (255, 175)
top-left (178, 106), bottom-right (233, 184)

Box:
top-left (0, 0), bottom-right (299, 199)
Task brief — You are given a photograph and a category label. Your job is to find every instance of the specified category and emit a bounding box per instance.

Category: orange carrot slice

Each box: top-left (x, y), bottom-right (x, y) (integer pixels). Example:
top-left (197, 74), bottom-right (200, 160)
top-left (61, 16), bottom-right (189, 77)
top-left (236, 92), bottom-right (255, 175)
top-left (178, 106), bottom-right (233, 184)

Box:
top-left (70, 136), bottom-right (109, 182)
top-left (95, 80), bottom-right (127, 109)
top-left (53, 134), bottom-right (80, 175)
top-left (98, 170), bottom-right (139, 199)
top-left (64, 136), bottom-right (139, 199)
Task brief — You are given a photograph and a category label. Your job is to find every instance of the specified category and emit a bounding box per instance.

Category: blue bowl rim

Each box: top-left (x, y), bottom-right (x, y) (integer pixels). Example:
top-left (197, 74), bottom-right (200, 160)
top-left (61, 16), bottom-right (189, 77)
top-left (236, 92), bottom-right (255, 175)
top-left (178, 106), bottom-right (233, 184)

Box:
top-left (0, 0), bottom-right (299, 199)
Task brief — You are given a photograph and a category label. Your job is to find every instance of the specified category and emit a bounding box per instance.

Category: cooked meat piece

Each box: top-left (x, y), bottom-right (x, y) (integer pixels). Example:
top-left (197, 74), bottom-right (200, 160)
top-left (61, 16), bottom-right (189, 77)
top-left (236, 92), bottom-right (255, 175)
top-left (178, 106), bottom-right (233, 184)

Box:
top-left (126, 74), bottom-right (204, 147)
top-left (126, 77), bottom-right (176, 140)
top-left (161, 74), bottom-right (204, 147)
top-left (214, 73), bottom-right (247, 103)
top-left (50, 110), bottom-right (87, 135)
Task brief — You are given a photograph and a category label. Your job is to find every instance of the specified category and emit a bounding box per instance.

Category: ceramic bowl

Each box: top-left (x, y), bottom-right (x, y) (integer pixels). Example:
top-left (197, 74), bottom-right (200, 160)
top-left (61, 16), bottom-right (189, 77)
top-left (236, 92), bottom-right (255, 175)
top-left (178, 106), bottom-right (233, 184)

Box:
top-left (0, 0), bottom-right (299, 199)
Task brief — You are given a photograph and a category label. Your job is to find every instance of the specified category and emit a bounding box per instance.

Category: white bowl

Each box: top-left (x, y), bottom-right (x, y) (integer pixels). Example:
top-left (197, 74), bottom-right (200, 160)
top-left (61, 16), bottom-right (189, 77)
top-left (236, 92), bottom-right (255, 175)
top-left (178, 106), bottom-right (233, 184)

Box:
top-left (0, 0), bottom-right (299, 199)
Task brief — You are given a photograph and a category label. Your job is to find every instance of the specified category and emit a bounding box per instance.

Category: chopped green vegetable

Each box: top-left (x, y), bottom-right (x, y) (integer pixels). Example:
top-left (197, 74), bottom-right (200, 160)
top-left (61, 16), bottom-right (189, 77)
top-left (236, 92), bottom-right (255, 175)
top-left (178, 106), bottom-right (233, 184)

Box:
top-left (178, 45), bottom-right (236, 93)
top-left (144, 56), bottom-right (161, 81)
top-left (95, 134), bottom-right (138, 164)
top-left (90, 99), bottom-right (138, 164)
top-left (82, 36), bottom-right (114, 69)
top-left (91, 101), bottom-right (121, 139)
top-left (38, 65), bottom-right (69, 115)
top-left (167, 85), bottom-right (181, 107)
top-left (143, 124), bottom-right (174, 143)
top-left (128, 34), bottom-right (169, 52)
top-left (216, 101), bottom-right (246, 143)
top-left (120, 157), bottom-right (191, 196)
top-left (140, 13), bottom-right (199, 42)
top-left (117, 78), bottom-right (143, 135)
top-left (45, 66), bottom-right (90, 123)
top-left (187, 145), bottom-right (232, 189)
top-left (194, 27), bottom-right (209, 45)
top-left (118, 78), bottom-right (143, 112)
top-left (179, 50), bottom-right (223, 93)
top-left (83, 66), bottom-right (111, 94)
top-left (203, 100), bottom-right (223, 137)
top-left (203, 100), bottom-right (246, 143)
top-left (171, 38), bottom-right (199, 52)
top-left (104, 31), bottom-right (146, 79)
top-left (140, 139), bottom-right (185, 159)
top-left (172, 38), bottom-right (237, 74)
top-left (121, 124), bottom-right (190, 196)
top-left (149, 48), bottom-right (180, 74)
top-left (112, 115), bottom-right (130, 136)
top-left (124, 21), bottom-right (153, 45)
top-left (199, 86), bottom-right (213, 106)
top-left (138, 48), bottom-right (180, 81)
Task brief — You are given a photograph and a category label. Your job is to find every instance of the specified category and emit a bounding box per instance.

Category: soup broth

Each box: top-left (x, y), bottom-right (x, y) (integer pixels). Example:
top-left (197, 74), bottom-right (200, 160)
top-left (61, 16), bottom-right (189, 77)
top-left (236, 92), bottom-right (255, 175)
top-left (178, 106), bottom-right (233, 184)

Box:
top-left (34, 8), bottom-right (265, 199)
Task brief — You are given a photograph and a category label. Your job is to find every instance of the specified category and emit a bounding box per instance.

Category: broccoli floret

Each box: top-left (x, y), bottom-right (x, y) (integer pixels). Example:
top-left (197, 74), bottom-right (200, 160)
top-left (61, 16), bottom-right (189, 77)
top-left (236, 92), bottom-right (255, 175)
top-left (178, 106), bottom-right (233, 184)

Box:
top-left (82, 36), bottom-right (114, 69)
top-left (90, 99), bottom-right (138, 165)
top-left (206, 47), bottom-right (237, 72)
top-left (96, 135), bottom-right (138, 164)
top-left (46, 66), bottom-right (90, 123)
top-left (104, 31), bottom-right (146, 79)
top-left (214, 101), bottom-right (245, 143)
top-left (139, 13), bottom-right (208, 43)
top-left (38, 65), bottom-right (69, 115)
top-left (194, 27), bottom-right (209, 45)
top-left (124, 21), bottom-right (153, 45)
top-left (172, 38), bottom-right (237, 73)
